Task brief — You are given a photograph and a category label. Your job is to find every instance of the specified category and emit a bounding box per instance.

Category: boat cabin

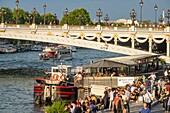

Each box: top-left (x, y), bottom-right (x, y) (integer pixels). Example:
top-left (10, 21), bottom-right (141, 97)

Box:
top-left (51, 65), bottom-right (72, 77)
top-left (85, 54), bottom-right (164, 77)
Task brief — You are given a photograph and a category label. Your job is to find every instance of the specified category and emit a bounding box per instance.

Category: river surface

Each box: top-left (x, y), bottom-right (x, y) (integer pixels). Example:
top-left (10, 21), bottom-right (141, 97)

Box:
top-left (0, 48), bottom-right (124, 113)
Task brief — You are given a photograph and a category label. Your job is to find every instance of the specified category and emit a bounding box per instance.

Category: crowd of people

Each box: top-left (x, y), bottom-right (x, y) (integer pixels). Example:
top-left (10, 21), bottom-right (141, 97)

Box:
top-left (63, 69), bottom-right (170, 113)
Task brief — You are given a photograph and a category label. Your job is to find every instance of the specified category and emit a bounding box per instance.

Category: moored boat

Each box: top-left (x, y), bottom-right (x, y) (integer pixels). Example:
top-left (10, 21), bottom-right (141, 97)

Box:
top-left (39, 45), bottom-right (72, 60)
top-left (34, 65), bottom-right (77, 105)
top-left (0, 44), bottom-right (17, 54)
top-left (31, 45), bottom-right (43, 51)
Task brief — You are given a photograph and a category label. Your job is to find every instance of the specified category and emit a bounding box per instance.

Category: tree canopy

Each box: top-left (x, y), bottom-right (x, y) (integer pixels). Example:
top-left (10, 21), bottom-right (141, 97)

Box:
top-left (0, 7), bottom-right (13, 24)
top-left (60, 8), bottom-right (91, 25)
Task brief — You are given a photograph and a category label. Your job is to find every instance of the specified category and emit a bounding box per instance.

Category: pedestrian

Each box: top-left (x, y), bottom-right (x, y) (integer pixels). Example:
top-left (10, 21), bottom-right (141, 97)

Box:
top-left (74, 103), bottom-right (82, 113)
top-left (148, 72), bottom-right (156, 82)
top-left (109, 88), bottom-right (114, 111)
top-left (102, 87), bottom-right (109, 109)
top-left (124, 87), bottom-right (130, 113)
top-left (116, 95), bottom-right (124, 113)
top-left (113, 94), bottom-right (119, 113)
top-left (139, 102), bottom-right (151, 113)
top-left (145, 78), bottom-right (151, 91)
top-left (143, 90), bottom-right (153, 110)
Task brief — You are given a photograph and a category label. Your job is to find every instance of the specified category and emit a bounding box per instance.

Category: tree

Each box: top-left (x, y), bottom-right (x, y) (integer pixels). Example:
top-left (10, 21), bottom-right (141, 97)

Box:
top-left (41, 13), bottom-right (53, 25)
top-left (13, 8), bottom-right (29, 24)
top-left (60, 8), bottom-right (91, 25)
top-left (45, 101), bottom-right (68, 113)
top-left (34, 12), bottom-right (41, 24)
top-left (0, 7), bottom-right (13, 24)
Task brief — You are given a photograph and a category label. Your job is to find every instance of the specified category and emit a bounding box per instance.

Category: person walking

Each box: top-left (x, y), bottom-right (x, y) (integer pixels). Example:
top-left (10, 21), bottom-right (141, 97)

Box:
top-left (139, 102), bottom-right (151, 113)
top-left (143, 90), bottom-right (153, 110)
top-left (109, 88), bottom-right (114, 111)
top-left (116, 95), bottom-right (124, 113)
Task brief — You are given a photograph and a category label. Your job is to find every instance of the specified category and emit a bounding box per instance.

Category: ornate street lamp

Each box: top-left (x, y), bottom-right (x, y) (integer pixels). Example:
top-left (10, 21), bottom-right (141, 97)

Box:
top-left (0, 8), bottom-right (6, 24)
top-left (15, 0), bottom-right (19, 24)
top-left (32, 7), bottom-right (37, 24)
top-left (158, 15), bottom-right (163, 26)
top-left (96, 8), bottom-right (103, 25)
top-left (63, 8), bottom-right (69, 24)
top-left (130, 9), bottom-right (137, 26)
top-left (79, 15), bottom-right (83, 26)
top-left (52, 13), bottom-right (57, 25)
top-left (154, 4), bottom-right (158, 27)
top-left (165, 9), bottom-right (170, 26)
top-left (104, 14), bottom-right (109, 26)
top-left (43, 3), bottom-right (46, 25)
top-left (139, 0), bottom-right (143, 24)
top-left (27, 14), bottom-right (32, 25)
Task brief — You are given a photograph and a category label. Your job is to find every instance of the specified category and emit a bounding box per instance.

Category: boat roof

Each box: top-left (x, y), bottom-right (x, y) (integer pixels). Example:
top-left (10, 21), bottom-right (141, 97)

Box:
top-left (106, 54), bottom-right (160, 66)
top-left (85, 54), bottom-right (160, 68)
top-left (52, 65), bottom-right (72, 69)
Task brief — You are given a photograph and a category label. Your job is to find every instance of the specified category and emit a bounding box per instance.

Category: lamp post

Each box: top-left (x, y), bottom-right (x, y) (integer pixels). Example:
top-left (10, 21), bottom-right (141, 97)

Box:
top-left (52, 13), bottom-right (57, 25)
top-left (154, 4), bottom-right (158, 27)
top-left (63, 8), bottom-right (68, 24)
top-left (79, 15), bottom-right (83, 26)
top-left (158, 15), bottom-right (163, 27)
top-left (43, 3), bottom-right (46, 25)
top-left (104, 14), bottom-right (109, 26)
top-left (15, 0), bottom-right (19, 24)
top-left (27, 14), bottom-right (32, 25)
top-left (165, 9), bottom-right (170, 26)
top-left (139, 0), bottom-right (143, 25)
top-left (32, 7), bottom-right (37, 24)
top-left (130, 9), bottom-right (137, 26)
top-left (96, 8), bottom-right (103, 25)
top-left (0, 8), bottom-right (6, 24)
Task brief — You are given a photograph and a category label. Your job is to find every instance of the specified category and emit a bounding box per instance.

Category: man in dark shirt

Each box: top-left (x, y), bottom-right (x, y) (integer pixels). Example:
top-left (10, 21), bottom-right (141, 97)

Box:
top-left (103, 87), bottom-right (109, 109)
top-left (74, 103), bottom-right (82, 113)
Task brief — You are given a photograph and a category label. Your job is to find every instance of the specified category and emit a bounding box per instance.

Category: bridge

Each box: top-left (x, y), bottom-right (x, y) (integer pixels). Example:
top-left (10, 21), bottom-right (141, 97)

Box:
top-left (0, 24), bottom-right (170, 63)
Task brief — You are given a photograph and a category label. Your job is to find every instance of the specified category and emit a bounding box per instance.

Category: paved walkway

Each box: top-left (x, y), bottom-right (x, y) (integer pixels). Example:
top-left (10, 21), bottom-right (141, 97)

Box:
top-left (103, 100), bottom-right (159, 113)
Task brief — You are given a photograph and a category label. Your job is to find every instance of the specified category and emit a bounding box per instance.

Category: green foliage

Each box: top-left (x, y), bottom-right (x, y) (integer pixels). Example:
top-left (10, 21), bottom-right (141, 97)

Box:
top-left (34, 12), bottom-right (41, 24)
top-left (160, 58), bottom-right (166, 66)
top-left (45, 101), bottom-right (68, 113)
top-left (142, 20), bottom-right (152, 25)
top-left (13, 8), bottom-right (29, 24)
top-left (0, 7), bottom-right (13, 24)
top-left (41, 13), bottom-right (53, 25)
top-left (60, 8), bottom-right (91, 25)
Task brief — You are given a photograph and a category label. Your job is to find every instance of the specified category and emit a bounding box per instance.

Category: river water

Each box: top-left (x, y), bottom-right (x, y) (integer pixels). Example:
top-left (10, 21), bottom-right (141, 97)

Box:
top-left (0, 48), bottom-right (124, 113)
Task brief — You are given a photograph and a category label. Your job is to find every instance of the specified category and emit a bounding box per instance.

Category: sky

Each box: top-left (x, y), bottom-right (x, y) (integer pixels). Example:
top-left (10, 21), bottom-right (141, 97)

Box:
top-left (0, 0), bottom-right (170, 22)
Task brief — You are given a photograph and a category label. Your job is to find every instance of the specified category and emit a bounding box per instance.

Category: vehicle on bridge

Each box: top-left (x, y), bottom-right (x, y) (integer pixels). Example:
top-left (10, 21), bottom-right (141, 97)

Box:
top-left (39, 45), bottom-right (72, 60)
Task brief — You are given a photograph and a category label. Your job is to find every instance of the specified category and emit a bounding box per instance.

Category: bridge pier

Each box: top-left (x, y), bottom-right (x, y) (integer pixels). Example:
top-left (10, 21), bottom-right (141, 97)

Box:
top-left (131, 37), bottom-right (135, 49)
top-left (148, 36), bottom-right (152, 53)
top-left (165, 26), bottom-right (170, 32)
top-left (114, 36), bottom-right (118, 45)
top-left (0, 23), bottom-right (6, 28)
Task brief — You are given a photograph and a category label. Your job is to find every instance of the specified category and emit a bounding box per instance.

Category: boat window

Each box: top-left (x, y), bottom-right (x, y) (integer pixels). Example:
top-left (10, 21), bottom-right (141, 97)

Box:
top-left (117, 67), bottom-right (129, 76)
top-left (130, 66), bottom-right (135, 75)
top-left (53, 69), bottom-right (59, 72)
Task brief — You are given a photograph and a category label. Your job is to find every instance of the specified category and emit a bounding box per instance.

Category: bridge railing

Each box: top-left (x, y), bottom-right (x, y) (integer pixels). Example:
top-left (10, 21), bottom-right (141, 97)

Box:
top-left (2, 24), bottom-right (167, 32)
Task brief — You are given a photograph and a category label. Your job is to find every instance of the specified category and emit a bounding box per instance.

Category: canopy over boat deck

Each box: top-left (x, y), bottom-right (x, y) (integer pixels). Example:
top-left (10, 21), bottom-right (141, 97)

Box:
top-left (85, 54), bottom-right (163, 77)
